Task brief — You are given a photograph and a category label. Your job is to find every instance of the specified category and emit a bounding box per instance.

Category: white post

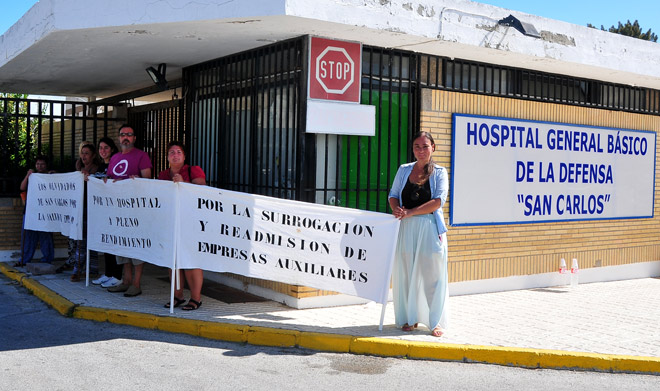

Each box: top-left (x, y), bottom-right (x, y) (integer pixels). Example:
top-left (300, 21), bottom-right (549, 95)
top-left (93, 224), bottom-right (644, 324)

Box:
top-left (170, 183), bottom-right (181, 314)
top-left (170, 262), bottom-right (176, 315)
top-left (85, 246), bottom-right (90, 286)
top-left (379, 302), bottom-right (387, 331)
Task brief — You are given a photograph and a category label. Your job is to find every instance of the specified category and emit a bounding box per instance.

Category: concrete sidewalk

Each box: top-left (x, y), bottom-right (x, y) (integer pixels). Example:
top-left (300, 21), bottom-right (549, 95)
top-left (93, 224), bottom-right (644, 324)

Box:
top-left (2, 261), bottom-right (659, 374)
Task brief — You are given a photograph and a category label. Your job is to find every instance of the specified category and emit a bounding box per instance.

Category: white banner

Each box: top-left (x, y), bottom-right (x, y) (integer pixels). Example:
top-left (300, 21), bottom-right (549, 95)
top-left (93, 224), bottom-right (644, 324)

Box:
top-left (177, 183), bottom-right (400, 304)
top-left (86, 177), bottom-right (176, 268)
top-left (24, 172), bottom-right (85, 240)
top-left (451, 114), bottom-right (656, 225)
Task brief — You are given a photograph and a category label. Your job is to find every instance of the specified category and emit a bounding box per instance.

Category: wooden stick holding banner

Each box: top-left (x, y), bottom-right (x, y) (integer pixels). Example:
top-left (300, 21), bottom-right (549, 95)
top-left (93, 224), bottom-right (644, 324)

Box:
top-left (86, 247), bottom-right (90, 286)
top-left (379, 303), bottom-right (387, 331)
top-left (169, 256), bottom-right (176, 315)
top-left (378, 247), bottom-right (397, 331)
top-left (169, 184), bottom-right (181, 315)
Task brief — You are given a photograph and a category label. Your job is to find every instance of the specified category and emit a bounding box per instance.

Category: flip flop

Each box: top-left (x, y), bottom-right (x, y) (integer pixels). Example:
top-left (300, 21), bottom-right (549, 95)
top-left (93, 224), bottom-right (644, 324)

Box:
top-left (181, 299), bottom-right (202, 311)
top-left (164, 297), bottom-right (186, 309)
top-left (402, 323), bottom-right (418, 332)
top-left (431, 327), bottom-right (444, 337)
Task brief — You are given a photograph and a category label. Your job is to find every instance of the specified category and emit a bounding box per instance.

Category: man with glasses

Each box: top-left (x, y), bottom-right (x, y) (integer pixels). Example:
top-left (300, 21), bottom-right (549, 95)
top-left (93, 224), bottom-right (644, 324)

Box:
top-left (106, 124), bottom-right (152, 297)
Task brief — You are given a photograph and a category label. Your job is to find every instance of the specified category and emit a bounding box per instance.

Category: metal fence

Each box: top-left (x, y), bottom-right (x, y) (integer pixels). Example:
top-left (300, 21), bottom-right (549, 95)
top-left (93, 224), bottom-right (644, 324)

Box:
top-left (0, 97), bottom-right (125, 196)
top-left (313, 46), bottom-right (418, 212)
top-left (184, 38), bottom-right (419, 211)
top-left (420, 55), bottom-right (660, 115)
top-left (128, 99), bottom-right (184, 179)
top-left (184, 37), bottom-right (306, 199)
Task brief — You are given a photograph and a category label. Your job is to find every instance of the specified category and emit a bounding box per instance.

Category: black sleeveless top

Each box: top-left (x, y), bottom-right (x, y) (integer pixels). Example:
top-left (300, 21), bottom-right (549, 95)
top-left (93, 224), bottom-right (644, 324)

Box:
top-left (401, 176), bottom-right (431, 209)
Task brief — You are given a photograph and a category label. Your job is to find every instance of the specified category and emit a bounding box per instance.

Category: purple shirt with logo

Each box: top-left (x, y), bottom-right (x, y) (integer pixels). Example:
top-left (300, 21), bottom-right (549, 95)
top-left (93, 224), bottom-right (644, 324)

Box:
top-left (107, 148), bottom-right (152, 180)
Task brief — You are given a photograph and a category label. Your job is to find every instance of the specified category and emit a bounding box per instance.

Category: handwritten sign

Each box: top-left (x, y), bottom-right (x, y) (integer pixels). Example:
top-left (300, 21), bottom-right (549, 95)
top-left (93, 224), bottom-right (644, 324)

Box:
top-left (177, 183), bottom-right (400, 304)
top-left (86, 177), bottom-right (176, 267)
top-left (451, 114), bottom-right (656, 225)
top-left (24, 172), bottom-right (84, 240)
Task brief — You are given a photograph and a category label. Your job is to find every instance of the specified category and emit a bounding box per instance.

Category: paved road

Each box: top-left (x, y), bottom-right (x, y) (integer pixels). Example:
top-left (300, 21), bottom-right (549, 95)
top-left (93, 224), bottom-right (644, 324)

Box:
top-left (1, 274), bottom-right (659, 390)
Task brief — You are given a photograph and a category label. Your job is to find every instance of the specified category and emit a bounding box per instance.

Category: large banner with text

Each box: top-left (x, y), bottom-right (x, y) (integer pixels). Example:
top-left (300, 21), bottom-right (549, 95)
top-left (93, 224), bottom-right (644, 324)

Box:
top-left (177, 183), bottom-right (399, 304)
top-left (24, 172), bottom-right (85, 240)
top-left (86, 177), bottom-right (177, 268)
top-left (451, 114), bottom-right (656, 225)
top-left (85, 178), bottom-right (399, 303)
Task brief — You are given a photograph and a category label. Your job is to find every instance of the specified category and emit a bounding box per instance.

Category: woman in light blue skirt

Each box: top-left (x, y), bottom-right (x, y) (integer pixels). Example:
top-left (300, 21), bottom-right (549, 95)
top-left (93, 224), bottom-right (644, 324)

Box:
top-left (388, 131), bottom-right (449, 337)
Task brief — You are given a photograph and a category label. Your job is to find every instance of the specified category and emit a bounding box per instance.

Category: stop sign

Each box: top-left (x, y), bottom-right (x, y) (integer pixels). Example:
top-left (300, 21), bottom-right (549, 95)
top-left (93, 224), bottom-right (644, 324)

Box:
top-left (309, 37), bottom-right (362, 103)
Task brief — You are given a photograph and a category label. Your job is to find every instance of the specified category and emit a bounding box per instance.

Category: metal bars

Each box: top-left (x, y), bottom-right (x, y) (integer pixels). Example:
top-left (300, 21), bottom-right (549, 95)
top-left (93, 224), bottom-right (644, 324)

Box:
top-left (184, 38), bottom-right (417, 210)
top-left (0, 97), bottom-right (124, 195)
top-left (127, 99), bottom-right (184, 179)
top-left (312, 46), bottom-right (417, 212)
top-left (184, 38), bottom-right (304, 198)
top-left (420, 55), bottom-right (660, 115)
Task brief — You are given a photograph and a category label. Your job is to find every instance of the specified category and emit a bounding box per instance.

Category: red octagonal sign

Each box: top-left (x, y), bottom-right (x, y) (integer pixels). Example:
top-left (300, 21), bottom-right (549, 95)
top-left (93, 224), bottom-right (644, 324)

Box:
top-left (309, 37), bottom-right (362, 103)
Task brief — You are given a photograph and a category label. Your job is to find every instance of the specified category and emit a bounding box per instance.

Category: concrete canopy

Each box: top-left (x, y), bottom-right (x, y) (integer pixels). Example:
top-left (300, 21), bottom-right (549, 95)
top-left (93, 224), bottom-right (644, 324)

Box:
top-left (1, 0), bottom-right (660, 99)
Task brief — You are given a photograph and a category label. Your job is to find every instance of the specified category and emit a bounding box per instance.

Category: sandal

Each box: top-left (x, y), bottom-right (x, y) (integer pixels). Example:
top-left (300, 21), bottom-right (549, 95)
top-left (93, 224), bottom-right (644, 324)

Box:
top-left (164, 296), bottom-right (186, 309)
top-left (431, 327), bottom-right (444, 337)
top-left (402, 323), bottom-right (418, 332)
top-left (181, 299), bottom-right (202, 311)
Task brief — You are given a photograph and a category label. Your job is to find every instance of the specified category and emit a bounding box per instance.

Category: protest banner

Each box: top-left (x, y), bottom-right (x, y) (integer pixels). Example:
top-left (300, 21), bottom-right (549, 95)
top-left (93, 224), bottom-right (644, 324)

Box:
top-left (177, 183), bottom-right (400, 304)
top-left (451, 113), bottom-right (656, 225)
top-left (86, 177), bottom-right (177, 268)
top-left (24, 172), bottom-right (85, 240)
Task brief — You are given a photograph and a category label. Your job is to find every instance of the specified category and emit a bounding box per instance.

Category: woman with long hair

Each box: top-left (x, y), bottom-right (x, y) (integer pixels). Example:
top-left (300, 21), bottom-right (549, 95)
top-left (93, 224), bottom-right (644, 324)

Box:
top-left (90, 136), bottom-right (123, 288)
top-left (388, 131), bottom-right (449, 337)
top-left (70, 142), bottom-right (100, 282)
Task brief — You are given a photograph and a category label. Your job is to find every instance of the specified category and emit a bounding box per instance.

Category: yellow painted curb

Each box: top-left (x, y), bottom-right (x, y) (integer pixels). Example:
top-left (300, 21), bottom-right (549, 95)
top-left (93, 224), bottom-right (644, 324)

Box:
top-left (73, 306), bottom-right (109, 322)
top-left (107, 309), bottom-right (158, 329)
top-left (298, 332), bottom-right (352, 353)
top-left (247, 326), bottom-right (299, 347)
top-left (158, 316), bottom-right (200, 336)
top-left (0, 262), bottom-right (27, 283)
top-left (407, 341), bottom-right (467, 362)
top-left (22, 277), bottom-right (75, 316)
top-left (464, 345), bottom-right (542, 368)
top-left (535, 349), bottom-right (660, 374)
top-left (350, 337), bottom-right (409, 357)
top-left (198, 321), bottom-right (248, 343)
top-left (610, 355), bottom-right (660, 374)
top-left (536, 349), bottom-right (612, 371)
top-left (2, 264), bottom-right (659, 375)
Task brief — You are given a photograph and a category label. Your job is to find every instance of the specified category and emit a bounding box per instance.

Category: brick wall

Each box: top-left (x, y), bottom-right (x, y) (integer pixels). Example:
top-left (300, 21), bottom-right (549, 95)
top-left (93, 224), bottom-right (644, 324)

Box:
top-left (422, 89), bottom-right (660, 282)
top-left (0, 198), bottom-right (24, 251)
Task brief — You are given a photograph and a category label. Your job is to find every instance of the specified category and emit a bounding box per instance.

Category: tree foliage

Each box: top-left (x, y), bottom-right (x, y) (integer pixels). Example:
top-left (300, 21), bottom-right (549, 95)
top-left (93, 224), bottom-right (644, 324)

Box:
top-left (588, 20), bottom-right (658, 42)
top-left (0, 92), bottom-right (43, 177)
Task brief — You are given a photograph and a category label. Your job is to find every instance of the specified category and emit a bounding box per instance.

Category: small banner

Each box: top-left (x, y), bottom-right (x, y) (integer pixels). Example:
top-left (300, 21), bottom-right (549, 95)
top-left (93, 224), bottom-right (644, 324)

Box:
top-left (24, 172), bottom-right (85, 240)
top-left (86, 177), bottom-right (176, 268)
top-left (177, 183), bottom-right (400, 304)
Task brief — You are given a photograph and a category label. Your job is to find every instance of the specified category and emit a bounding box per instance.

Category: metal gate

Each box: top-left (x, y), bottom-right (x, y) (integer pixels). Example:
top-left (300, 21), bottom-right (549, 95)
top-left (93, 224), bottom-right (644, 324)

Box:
top-left (313, 45), bottom-right (419, 212)
top-left (0, 96), bottom-right (125, 195)
top-left (127, 99), bottom-right (184, 179)
top-left (184, 37), bottom-right (305, 198)
top-left (183, 37), bottom-right (419, 211)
